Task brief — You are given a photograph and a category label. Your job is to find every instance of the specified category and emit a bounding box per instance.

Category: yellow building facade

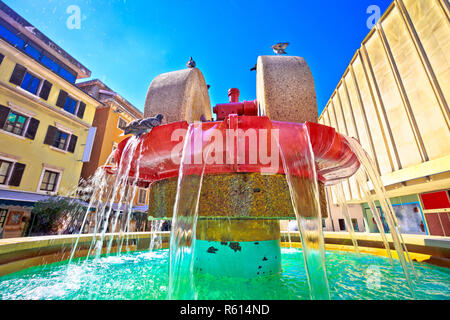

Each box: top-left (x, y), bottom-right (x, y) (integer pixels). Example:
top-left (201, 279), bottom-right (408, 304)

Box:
top-left (320, 0), bottom-right (449, 236)
top-left (78, 80), bottom-right (149, 231)
top-left (0, 3), bottom-right (101, 238)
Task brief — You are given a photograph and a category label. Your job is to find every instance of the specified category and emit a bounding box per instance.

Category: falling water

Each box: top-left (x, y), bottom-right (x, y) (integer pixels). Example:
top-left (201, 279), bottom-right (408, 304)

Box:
top-left (149, 220), bottom-right (164, 251)
top-left (354, 169), bottom-right (394, 265)
top-left (168, 120), bottom-right (223, 300)
top-left (277, 124), bottom-right (330, 300)
top-left (333, 183), bottom-right (360, 255)
top-left (287, 223), bottom-right (292, 249)
top-left (68, 136), bottom-right (141, 265)
top-left (344, 136), bottom-right (416, 297)
top-left (116, 142), bottom-right (144, 254)
top-left (91, 136), bottom-right (141, 260)
top-left (68, 151), bottom-right (115, 264)
top-left (168, 123), bottom-right (205, 300)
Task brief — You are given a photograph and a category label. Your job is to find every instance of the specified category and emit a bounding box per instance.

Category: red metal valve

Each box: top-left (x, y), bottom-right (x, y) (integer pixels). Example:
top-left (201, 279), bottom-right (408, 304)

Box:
top-left (213, 88), bottom-right (258, 121)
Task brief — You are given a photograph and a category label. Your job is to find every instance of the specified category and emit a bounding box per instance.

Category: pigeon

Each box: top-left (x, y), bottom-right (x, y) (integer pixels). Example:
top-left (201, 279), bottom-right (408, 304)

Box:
top-left (187, 57), bottom-right (196, 68)
top-left (250, 64), bottom-right (257, 71)
top-left (207, 84), bottom-right (211, 90)
top-left (123, 114), bottom-right (164, 137)
top-left (271, 42), bottom-right (289, 55)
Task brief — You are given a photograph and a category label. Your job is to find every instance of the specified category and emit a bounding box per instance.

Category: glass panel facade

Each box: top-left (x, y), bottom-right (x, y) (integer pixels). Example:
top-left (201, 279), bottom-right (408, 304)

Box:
top-left (58, 67), bottom-right (76, 83)
top-left (0, 22), bottom-right (77, 83)
top-left (0, 23), bottom-right (24, 48)
top-left (41, 54), bottom-right (60, 73)
top-left (24, 44), bottom-right (41, 60)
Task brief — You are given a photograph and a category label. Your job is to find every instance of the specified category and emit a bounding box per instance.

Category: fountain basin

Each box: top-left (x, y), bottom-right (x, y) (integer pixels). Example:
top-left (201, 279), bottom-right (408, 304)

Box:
top-left (0, 239), bottom-right (449, 300)
top-left (1, 233), bottom-right (448, 277)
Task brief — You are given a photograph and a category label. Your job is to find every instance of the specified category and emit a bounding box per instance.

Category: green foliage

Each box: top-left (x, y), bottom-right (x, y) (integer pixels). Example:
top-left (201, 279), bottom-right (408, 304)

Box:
top-left (28, 197), bottom-right (86, 236)
top-left (132, 211), bottom-right (148, 231)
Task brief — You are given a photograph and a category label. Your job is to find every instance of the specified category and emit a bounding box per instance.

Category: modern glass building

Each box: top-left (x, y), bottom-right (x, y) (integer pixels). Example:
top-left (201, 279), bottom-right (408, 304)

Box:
top-left (320, 0), bottom-right (449, 236)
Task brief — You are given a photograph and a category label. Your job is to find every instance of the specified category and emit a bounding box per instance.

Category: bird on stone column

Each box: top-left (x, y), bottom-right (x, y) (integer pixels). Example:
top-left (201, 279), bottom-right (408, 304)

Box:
top-left (122, 114), bottom-right (164, 137)
top-left (271, 42), bottom-right (289, 55)
top-left (187, 57), bottom-right (196, 68)
top-left (250, 64), bottom-right (257, 71)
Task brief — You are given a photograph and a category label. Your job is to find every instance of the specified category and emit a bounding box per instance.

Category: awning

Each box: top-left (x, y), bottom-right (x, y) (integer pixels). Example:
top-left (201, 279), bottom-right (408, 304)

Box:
top-left (132, 205), bottom-right (149, 213)
top-left (0, 189), bottom-right (90, 209)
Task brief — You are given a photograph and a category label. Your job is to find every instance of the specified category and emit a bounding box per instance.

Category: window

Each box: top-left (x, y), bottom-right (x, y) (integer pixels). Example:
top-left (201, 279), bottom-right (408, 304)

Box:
top-left (55, 90), bottom-right (85, 119)
top-left (9, 64), bottom-right (53, 101)
top-left (53, 130), bottom-right (69, 150)
top-left (351, 219), bottom-right (359, 232)
top-left (118, 117), bottom-right (127, 130)
top-left (40, 170), bottom-right (59, 192)
top-left (64, 96), bottom-right (78, 114)
top-left (4, 111), bottom-right (28, 136)
top-left (0, 209), bottom-right (8, 228)
top-left (338, 219), bottom-right (346, 231)
top-left (138, 189), bottom-right (147, 204)
top-left (0, 53), bottom-right (4, 64)
top-left (0, 160), bottom-right (26, 187)
top-left (0, 160), bottom-right (12, 185)
top-left (20, 72), bottom-right (41, 95)
top-left (44, 126), bottom-right (78, 153)
top-left (0, 105), bottom-right (40, 140)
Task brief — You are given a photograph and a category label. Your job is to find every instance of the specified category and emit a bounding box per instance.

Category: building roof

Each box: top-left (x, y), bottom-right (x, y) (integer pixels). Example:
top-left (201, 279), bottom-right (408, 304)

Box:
top-left (0, 1), bottom-right (91, 79)
top-left (77, 79), bottom-right (143, 119)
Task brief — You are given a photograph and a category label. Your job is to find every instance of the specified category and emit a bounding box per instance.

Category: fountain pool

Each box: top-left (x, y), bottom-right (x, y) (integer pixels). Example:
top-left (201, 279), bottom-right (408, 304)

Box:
top-left (0, 248), bottom-right (448, 300)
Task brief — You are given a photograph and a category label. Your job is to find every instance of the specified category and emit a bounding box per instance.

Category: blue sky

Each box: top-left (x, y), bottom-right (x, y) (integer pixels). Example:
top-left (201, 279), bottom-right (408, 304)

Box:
top-left (4, 0), bottom-right (392, 115)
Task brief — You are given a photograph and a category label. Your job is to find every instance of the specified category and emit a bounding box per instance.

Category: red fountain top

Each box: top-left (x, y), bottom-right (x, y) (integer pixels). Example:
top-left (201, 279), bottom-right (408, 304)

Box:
top-left (105, 115), bottom-right (360, 188)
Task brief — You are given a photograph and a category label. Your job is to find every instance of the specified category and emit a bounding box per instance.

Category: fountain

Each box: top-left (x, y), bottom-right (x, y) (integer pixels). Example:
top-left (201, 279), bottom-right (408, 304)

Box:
top-left (0, 56), bottom-right (449, 301)
top-left (100, 56), bottom-right (413, 299)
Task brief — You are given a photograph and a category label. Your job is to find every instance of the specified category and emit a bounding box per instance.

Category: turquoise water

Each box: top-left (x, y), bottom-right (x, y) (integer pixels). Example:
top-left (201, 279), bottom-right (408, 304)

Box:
top-left (0, 248), bottom-right (449, 300)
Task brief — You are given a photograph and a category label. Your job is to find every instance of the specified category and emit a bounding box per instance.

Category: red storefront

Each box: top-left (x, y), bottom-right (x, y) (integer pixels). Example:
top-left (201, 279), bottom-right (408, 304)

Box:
top-left (421, 190), bottom-right (450, 236)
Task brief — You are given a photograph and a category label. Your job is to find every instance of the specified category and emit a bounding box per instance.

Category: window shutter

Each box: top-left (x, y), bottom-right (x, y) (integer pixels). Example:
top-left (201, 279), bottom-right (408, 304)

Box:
top-left (55, 90), bottom-right (68, 108)
top-left (9, 64), bottom-right (26, 86)
top-left (39, 80), bottom-right (52, 101)
top-left (67, 134), bottom-right (78, 153)
top-left (44, 125), bottom-right (58, 145)
top-left (77, 102), bottom-right (86, 119)
top-left (0, 104), bottom-right (11, 129)
top-left (25, 118), bottom-right (40, 140)
top-left (8, 163), bottom-right (26, 187)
